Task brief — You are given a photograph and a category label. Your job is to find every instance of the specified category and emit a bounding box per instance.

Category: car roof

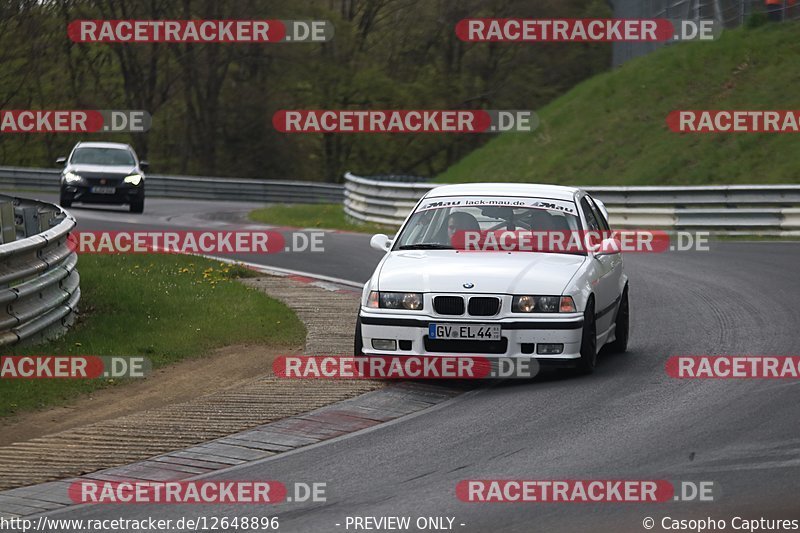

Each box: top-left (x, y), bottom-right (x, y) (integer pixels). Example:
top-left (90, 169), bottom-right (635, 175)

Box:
top-left (424, 183), bottom-right (581, 201)
top-left (73, 142), bottom-right (132, 150)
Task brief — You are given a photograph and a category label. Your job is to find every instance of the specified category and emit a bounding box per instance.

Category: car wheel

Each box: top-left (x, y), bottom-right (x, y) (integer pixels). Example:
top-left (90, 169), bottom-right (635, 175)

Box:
top-left (608, 285), bottom-right (629, 354)
top-left (59, 192), bottom-right (72, 208)
top-left (354, 315), bottom-right (364, 356)
top-left (576, 297), bottom-right (597, 374)
top-left (130, 198), bottom-right (144, 214)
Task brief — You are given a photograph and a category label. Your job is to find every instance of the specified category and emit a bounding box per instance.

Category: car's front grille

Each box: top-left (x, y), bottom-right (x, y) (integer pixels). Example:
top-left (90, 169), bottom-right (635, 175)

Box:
top-left (468, 297), bottom-right (500, 316)
top-left (434, 296), bottom-right (464, 315)
top-left (79, 172), bottom-right (126, 186)
top-left (87, 178), bottom-right (122, 186)
top-left (423, 336), bottom-right (508, 354)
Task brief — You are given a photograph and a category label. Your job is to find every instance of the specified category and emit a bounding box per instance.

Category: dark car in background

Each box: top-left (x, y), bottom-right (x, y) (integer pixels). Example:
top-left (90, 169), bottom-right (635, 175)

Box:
top-left (57, 142), bottom-right (147, 213)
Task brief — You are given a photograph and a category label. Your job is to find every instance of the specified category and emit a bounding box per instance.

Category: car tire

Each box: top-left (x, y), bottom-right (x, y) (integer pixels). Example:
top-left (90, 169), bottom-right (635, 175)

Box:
top-left (607, 285), bottom-right (629, 354)
top-left (130, 198), bottom-right (144, 214)
top-left (354, 315), bottom-right (364, 356)
top-left (59, 192), bottom-right (72, 208)
top-left (575, 297), bottom-right (597, 374)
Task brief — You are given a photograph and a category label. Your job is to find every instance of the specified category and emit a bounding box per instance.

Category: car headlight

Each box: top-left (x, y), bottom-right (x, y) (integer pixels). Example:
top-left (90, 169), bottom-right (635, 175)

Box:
top-left (124, 174), bottom-right (143, 185)
top-left (512, 295), bottom-right (576, 313)
top-left (367, 291), bottom-right (423, 310)
top-left (64, 171), bottom-right (83, 184)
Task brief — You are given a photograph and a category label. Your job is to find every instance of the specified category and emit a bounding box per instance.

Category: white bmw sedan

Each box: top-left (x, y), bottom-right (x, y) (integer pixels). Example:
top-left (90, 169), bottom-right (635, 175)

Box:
top-left (355, 183), bottom-right (630, 374)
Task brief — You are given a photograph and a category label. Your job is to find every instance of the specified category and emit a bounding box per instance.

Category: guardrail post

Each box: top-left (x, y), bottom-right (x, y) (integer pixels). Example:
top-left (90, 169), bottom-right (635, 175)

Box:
top-left (0, 202), bottom-right (15, 244)
top-left (38, 207), bottom-right (56, 231)
top-left (19, 206), bottom-right (40, 238)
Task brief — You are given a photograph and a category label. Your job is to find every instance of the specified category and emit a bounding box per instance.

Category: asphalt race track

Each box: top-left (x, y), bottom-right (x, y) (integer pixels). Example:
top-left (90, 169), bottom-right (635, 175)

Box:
top-left (47, 196), bottom-right (385, 283)
top-left (18, 197), bottom-right (800, 532)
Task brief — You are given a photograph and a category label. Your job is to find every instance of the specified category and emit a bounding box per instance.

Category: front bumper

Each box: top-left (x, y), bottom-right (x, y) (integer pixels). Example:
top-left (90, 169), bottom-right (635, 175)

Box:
top-left (62, 183), bottom-right (144, 205)
top-left (359, 311), bottom-right (584, 363)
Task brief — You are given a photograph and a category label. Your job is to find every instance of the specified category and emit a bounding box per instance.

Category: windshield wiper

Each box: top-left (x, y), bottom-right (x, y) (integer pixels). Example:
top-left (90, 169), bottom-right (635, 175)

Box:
top-left (398, 243), bottom-right (453, 250)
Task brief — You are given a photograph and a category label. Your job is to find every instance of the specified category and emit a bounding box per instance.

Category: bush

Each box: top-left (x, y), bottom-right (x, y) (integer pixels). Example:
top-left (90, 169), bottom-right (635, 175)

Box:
top-left (746, 12), bottom-right (769, 28)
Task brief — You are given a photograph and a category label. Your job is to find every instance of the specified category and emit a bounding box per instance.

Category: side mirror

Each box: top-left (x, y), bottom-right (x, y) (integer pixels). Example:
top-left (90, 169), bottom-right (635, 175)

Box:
top-left (55, 156), bottom-right (66, 165)
top-left (370, 234), bottom-right (392, 252)
top-left (594, 237), bottom-right (621, 257)
top-left (139, 160), bottom-right (149, 171)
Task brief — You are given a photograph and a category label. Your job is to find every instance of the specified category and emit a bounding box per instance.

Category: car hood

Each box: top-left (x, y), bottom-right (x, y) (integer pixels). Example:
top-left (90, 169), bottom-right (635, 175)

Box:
top-left (376, 250), bottom-right (586, 295)
top-left (67, 164), bottom-right (137, 176)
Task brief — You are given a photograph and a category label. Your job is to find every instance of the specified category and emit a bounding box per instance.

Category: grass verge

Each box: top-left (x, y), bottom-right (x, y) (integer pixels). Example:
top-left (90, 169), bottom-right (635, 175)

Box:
top-left (0, 254), bottom-right (305, 417)
top-left (249, 203), bottom-right (395, 233)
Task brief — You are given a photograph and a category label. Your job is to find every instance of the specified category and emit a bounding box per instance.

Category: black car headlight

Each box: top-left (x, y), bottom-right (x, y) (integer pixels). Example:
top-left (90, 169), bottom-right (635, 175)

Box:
top-left (124, 174), bottom-right (143, 186)
top-left (63, 171), bottom-right (83, 184)
top-left (368, 291), bottom-right (423, 310)
top-left (512, 295), bottom-right (576, 313)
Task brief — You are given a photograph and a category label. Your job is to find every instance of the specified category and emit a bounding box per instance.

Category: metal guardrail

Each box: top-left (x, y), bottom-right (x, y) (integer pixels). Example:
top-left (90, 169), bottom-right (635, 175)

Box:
top-left (343, 172), bottom-right (800, 235)
top-left (0, 166), bottom-right (343, 204)
top-left (3, 165), bottom-right (797, 235)
top-left (0, 194), bottom-right (80, 346)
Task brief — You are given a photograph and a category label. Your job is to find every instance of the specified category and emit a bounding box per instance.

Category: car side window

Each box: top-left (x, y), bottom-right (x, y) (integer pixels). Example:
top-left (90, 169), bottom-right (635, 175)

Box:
top-left (586, 196), bottom-right (610, 231)
top-left (580, 197), bottom-right (600, 232)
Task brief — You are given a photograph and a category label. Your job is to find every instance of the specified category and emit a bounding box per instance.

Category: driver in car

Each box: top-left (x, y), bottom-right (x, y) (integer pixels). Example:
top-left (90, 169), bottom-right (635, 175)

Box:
top-left (446, 211), bottom-right (481, 246)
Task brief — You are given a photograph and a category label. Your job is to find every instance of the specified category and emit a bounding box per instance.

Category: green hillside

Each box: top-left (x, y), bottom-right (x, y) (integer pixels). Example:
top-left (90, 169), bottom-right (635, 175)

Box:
top-left (436, 22), bottom-right (800, 186)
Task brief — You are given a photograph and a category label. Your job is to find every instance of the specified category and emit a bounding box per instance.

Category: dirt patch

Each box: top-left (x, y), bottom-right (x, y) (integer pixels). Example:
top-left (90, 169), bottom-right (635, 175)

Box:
top-left (0, 344), bottom-right (292, 446)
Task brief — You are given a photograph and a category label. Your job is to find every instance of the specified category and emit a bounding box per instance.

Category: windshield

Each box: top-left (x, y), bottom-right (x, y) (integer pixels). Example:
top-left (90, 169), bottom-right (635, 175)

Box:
top-left (71, 147), bottom-right (135, 166)
top-left (395, 196), bottom-right (582, 253)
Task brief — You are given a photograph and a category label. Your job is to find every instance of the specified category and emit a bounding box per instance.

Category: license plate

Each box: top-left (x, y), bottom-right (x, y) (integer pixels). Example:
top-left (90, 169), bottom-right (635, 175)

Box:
top-left (91, 186), bottom-right (116, 194)
top-left (428, 323), bottom-right (501, 341)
